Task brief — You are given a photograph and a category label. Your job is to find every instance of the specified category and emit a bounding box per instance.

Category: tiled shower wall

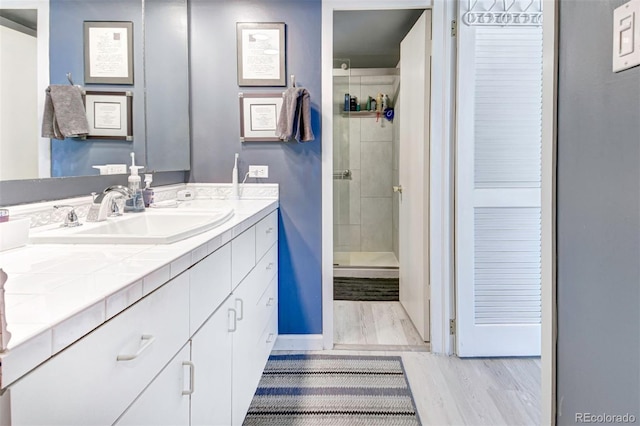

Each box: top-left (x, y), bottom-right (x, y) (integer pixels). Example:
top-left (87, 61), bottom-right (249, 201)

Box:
top-left (333, 74), bottom-right (399, 255)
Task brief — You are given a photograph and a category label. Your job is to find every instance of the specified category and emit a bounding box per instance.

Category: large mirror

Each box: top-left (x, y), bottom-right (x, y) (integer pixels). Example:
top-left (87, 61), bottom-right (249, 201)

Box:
top-left (0, 0), bottom-right (190, 183)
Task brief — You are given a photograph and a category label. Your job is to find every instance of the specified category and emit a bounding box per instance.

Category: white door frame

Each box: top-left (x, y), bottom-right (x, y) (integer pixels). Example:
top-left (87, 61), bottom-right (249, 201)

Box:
top-left (321, 0), bottom-right (557, 424)
top-left (321, 0), bottom-right (455, 355)
top-left (541, 1), bottom-right (558, 424)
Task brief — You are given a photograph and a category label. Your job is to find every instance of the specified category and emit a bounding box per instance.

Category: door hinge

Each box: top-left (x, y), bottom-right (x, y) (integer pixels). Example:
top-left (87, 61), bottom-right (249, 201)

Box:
top-left (451, 20), bottom-right (457, 37)
top-left (449, 319), bottom-right (456, 335)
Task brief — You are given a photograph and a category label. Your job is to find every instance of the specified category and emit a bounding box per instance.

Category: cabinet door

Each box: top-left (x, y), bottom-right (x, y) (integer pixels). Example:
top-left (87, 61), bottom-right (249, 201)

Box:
top-left (231, 281), bottom-right (264, 426)
top-left (190, 244), bottom-right (232, 334)
top-left (191, 298), bottom-right (234, 426)
top-left (114, 344), bottom-right (191, 426)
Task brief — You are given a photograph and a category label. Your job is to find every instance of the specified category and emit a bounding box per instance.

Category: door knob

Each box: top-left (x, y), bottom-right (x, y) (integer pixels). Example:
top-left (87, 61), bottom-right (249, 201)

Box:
top-left (393, 185), bottom-right (403, 194)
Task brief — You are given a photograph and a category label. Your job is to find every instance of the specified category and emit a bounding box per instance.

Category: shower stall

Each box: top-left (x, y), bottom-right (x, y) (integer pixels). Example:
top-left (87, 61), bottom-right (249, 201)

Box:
top-left (333, 60), bottom-right (400, 278)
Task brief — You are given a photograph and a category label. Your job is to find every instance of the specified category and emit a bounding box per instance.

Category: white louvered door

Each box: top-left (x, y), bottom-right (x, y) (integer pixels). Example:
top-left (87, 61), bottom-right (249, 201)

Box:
top-left (456, 23), bottom-right (543, 357)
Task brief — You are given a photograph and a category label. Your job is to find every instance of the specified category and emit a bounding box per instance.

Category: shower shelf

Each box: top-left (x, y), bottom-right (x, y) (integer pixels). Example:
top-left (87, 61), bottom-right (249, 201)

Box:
top-left (340, 111), bottom-right (379, 117)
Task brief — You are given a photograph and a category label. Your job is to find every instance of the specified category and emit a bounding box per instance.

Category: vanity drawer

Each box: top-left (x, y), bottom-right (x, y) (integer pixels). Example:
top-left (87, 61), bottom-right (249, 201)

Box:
top-left (255, 309), bottom-right (278, 375)
top-left (255, 210), bottom-right (278, 261)
top-left (246, 242), bottom-right (278, 299)
top-left (190, 243), bottom-right (232, 334)
top-left (251, 275), bottom-right (278, 337)
top-left (231, 226), bottom-right (256, 290)
top-left (9, 274), bottom-right (190, 426)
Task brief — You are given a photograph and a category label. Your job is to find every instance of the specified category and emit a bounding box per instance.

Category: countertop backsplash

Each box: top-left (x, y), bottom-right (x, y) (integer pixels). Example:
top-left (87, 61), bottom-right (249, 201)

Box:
top-left (1, 183), bottom-right (278, 229)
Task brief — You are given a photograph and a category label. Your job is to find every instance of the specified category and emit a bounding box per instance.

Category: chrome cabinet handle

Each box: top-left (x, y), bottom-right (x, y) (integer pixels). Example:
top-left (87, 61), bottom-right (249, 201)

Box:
top-left (266, 262), bottom-right (274, 271)
top-left (266, 297), bottom-right (275, 307)
top-left (228, 308), bottom-right (237, 332)
top-left (182, 361), bottom-right (195, 395)
top-left (117, 335), bottom-right (155, 361)
top-left (235, 298), bottom-right (244, 321)
top-left (266, 333), bottom-right (275, 344)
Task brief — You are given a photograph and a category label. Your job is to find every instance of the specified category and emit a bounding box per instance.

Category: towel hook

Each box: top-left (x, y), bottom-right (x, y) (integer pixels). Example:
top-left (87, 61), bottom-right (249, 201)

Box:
top-left (291, 74), bottom-right (296, 88)
top-left (66, 72), bottom-right (75, 86)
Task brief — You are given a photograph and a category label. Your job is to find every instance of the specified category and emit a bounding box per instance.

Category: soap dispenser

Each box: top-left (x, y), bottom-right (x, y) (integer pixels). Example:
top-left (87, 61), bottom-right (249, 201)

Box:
top-left (125, 152), bottom-right (145, 212)
top-left (143, 173), bottom-right (154, 207)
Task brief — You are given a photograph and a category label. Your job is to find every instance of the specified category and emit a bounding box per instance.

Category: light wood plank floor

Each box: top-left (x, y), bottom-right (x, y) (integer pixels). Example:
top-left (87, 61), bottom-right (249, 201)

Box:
top-left (322, 300), bottom-right (542, 424)
top-left (273, 349), bottom-right (541, 426)
top-left (334, 301), bottom-right (427, 348)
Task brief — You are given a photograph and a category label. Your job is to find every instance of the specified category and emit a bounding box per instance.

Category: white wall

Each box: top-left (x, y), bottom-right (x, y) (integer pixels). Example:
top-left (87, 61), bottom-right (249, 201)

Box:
top-left (0, 25), bottom-right (38, 180)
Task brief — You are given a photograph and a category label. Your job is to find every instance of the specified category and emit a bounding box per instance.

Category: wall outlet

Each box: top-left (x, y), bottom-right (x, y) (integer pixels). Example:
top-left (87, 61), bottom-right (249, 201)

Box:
top-left (248, 165), bottom-right (269, 178)
top-left (107, 164), bottom-right (127, 174)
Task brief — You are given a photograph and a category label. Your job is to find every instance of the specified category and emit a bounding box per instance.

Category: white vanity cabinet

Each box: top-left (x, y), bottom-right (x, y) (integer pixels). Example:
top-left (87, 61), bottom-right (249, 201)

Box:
top-left (8, 272), bottom-right (191, 426)
top-left (3, 208), bottom-right (279, 426)
top-left (231, 211), bottom-right (279, 425)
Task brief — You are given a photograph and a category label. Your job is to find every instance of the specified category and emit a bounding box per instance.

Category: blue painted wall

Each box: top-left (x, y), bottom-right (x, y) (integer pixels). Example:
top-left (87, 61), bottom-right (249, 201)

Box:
top-left (189, 0), bottom-right (323, 335)
top-left (49, 0), bottom-right (145, 177)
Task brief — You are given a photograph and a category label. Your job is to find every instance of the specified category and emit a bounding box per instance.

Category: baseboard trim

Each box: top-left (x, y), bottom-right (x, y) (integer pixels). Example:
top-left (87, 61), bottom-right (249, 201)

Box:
top-left (273, 334), bottom-right (324, 351)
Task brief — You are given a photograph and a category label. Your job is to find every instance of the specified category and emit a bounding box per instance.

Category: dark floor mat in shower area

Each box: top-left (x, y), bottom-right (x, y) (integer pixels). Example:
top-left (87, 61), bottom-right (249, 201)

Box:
top-left (334, 277), bottom-right (399, 301)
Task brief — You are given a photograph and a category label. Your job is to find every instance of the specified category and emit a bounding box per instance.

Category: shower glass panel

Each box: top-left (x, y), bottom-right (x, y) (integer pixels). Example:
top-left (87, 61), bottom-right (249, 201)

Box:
top-left (332, 62), bottom-right (400, 274)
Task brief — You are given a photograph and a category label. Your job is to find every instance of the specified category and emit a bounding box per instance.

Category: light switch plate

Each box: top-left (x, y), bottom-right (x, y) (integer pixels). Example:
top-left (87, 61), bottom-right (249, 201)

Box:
top-left (613, 0), bottom-right (640, 72)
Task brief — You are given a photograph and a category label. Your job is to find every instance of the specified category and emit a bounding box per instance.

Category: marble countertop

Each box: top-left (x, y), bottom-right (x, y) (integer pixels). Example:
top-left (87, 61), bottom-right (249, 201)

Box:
top-left (0, 196), bottom-right (278, 389)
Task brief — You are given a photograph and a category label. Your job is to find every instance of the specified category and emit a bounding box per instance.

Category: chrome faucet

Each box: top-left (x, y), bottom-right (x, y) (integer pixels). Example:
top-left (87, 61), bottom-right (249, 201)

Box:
top-left (54, 205), bottom-right (82, 227)
top-left (86, 185), bottom-right (133, 222)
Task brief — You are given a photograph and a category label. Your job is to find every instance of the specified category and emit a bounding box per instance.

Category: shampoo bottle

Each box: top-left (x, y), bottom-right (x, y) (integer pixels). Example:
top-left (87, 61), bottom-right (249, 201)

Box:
top-left (125, 152), bottom-right (145, 212)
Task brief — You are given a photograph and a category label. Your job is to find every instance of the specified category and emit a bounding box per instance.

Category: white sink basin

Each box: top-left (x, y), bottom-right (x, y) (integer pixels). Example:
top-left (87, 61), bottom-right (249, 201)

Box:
top-left (29, 208), bottom-right (234, 245)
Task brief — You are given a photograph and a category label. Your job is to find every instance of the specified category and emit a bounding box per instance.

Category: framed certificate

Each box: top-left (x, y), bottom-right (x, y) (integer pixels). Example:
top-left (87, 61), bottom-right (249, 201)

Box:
top-left (84, 21), bottom-right (134, 85)
top-left (84, 91), bottom-right (133, 140)
top-left (239, 92), bottom-right (284, 142)
top-left (236, 22), bottom-right (286, 86)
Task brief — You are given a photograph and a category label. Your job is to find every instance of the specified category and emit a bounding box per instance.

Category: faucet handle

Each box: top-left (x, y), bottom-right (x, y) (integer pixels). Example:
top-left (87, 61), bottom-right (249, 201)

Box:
top-left (54, 205), bottom-right (82, 228)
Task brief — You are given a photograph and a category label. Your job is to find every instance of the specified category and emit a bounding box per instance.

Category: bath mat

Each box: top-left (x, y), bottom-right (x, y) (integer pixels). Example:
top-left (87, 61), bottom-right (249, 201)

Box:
top-left (334, 277), bottom-right (399, 301)
top-left (243, 354), bottom-right (421, 426)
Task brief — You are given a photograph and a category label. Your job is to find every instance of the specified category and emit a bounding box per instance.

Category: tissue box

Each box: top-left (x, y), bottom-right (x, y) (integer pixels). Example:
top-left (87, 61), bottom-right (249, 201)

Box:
top-left (0, 218), bottom-right (31, 252)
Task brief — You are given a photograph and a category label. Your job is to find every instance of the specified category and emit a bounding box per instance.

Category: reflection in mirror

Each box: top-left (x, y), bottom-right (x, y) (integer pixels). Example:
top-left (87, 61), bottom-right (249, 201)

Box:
top-left (0, 0), bottom-right (190, 187)
top-left (48, 0), bottom-right (146, 178)
top-left (0, 2), bottom-right (50, 180)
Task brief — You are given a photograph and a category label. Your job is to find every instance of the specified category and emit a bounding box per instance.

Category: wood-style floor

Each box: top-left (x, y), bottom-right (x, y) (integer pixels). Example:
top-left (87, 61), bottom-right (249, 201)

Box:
top-left (334, 301), bottom-right (427, 349)
top-left (275, 300), bottom-right (542, 425)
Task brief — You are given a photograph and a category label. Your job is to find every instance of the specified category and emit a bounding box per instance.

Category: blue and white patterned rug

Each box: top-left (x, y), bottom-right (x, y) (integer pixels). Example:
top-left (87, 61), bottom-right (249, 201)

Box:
top-left (243, 354), bottom-right (422, 426)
